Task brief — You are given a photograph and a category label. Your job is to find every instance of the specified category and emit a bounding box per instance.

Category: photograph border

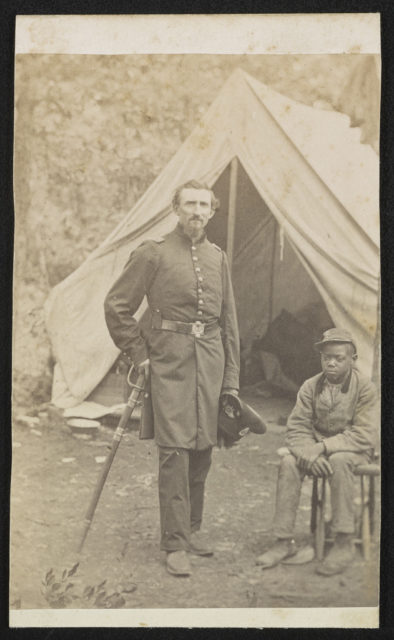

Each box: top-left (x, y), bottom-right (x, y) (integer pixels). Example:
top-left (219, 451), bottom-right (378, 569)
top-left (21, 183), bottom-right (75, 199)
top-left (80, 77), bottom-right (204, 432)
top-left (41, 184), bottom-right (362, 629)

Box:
top-left (2, 3), bottom-right (394, 633)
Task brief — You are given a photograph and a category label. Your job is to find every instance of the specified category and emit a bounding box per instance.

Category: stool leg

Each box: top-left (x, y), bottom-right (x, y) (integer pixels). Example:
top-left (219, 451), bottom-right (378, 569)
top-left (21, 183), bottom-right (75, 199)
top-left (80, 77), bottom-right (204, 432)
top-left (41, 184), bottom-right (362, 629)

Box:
top-left (369, 475), bottom-right (376, 535)
top-left (361, 476), bottom-right (371, 561)
top-left (315, 478), bottom-right (326, 562)
top-left (311, 477), bottom-right (318, 533)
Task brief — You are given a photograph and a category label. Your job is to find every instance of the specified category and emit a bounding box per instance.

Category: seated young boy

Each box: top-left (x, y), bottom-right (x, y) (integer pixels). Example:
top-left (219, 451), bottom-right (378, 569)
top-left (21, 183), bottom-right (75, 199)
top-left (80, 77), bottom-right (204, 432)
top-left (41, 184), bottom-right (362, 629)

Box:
top-left (256, 328), bottom-right (379, 576)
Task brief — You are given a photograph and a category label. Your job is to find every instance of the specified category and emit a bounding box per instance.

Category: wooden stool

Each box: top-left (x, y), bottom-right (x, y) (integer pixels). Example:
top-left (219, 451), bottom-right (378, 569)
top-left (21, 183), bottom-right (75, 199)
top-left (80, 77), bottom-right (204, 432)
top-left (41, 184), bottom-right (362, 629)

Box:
top-left (311, 463), bottom-right (380, 561)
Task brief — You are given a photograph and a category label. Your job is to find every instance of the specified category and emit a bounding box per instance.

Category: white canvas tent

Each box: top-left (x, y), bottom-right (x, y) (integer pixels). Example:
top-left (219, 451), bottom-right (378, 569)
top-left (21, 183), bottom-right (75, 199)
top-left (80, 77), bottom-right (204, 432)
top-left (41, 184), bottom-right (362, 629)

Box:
top-left (45, 69), bottom-right (379, 408)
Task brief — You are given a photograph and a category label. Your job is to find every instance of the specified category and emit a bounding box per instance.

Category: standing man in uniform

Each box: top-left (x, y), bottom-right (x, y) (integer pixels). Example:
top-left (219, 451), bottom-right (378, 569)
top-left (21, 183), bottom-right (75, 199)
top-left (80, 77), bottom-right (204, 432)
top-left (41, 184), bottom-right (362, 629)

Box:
top-left (104, 179), bottom-right (240, 576)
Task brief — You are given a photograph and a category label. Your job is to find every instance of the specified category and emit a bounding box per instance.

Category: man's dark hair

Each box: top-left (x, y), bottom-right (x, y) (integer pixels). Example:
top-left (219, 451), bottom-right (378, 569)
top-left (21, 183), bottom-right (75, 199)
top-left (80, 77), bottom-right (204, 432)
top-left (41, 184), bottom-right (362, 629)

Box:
top-left (172, 179), bottom-right (220, 212)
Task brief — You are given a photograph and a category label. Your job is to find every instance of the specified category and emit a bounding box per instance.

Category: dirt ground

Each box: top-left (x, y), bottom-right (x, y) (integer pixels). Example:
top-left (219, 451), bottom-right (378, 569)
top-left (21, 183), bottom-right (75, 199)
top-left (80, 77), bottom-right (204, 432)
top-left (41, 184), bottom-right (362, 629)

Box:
top-left (10, 393), bottom-right (379, 611)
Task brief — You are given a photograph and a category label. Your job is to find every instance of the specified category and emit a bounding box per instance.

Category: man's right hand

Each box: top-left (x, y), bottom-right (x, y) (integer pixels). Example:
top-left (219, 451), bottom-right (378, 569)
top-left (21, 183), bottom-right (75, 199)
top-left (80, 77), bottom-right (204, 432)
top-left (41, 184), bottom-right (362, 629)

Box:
top-left (310, 456), bottom-right (333, 477)
top-left (137, 358), bottom-right (150, 378)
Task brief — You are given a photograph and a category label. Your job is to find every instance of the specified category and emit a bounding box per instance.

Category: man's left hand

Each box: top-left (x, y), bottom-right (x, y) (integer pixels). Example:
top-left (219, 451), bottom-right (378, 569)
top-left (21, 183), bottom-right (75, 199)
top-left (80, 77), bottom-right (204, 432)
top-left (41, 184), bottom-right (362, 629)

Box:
top-left (297, 442), bottom-right (325, 472)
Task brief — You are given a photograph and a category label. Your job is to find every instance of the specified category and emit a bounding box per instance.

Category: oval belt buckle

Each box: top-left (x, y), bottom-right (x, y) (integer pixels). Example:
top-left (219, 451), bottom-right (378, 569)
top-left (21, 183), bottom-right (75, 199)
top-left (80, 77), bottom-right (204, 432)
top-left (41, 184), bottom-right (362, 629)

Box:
top-left (192, 321), bottom-right (204, 337)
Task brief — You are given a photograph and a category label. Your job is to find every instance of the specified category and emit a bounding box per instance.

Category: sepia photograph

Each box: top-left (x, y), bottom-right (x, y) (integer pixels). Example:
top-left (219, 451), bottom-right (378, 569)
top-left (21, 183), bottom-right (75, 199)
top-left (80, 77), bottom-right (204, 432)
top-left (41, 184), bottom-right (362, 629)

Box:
top-left (10, 14), bottom-right (380, 628)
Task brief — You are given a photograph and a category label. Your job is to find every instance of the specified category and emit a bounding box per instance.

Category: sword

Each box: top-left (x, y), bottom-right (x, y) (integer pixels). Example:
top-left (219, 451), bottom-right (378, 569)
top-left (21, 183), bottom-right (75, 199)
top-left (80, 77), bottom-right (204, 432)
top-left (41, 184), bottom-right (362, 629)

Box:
top-left (78, 367), bottom-right (145, 553)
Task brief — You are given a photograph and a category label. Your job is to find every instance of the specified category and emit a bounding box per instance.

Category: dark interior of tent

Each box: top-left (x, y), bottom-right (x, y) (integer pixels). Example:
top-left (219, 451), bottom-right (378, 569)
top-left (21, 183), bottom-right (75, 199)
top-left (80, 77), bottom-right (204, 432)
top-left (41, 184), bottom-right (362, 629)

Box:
top-left (207, 158), bottom-right (333, 396)
top-left (88, 158), bottom-right (333, 407)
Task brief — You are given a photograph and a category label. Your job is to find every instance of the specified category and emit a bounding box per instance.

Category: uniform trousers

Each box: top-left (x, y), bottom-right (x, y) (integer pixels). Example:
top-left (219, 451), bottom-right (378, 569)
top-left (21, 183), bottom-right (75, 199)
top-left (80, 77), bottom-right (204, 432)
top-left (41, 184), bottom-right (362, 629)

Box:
top-left (273, 451), bottom-right (371, 539)
top-left (158, 446), bottom-right (212, 552)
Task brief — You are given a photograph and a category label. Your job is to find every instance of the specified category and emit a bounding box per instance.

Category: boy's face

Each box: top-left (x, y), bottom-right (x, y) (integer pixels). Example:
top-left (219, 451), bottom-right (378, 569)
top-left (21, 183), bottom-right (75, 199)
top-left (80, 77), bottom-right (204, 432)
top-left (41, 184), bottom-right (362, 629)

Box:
top-left (320, 342), bottom-right (357, 383)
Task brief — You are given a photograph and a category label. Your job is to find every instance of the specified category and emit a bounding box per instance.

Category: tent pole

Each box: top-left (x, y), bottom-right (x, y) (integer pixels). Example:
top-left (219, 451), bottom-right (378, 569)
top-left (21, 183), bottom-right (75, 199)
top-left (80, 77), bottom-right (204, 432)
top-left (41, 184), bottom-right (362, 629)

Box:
top-left (371, 274), bottom-right (380, 390)
top-left (226, 157), bottom-right (238, 271)
top-left (268, 222), bottom-right (277, 324)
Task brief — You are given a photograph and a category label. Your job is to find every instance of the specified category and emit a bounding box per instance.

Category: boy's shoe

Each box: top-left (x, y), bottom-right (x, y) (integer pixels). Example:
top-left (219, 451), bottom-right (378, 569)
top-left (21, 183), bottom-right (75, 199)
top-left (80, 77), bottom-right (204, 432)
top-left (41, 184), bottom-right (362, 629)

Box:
top-left (281, 544), bottom-right (315, 565)
top-left (256, 538), bottom-right (297, 568)
top-left (316, 533), bottom-right (355, 576)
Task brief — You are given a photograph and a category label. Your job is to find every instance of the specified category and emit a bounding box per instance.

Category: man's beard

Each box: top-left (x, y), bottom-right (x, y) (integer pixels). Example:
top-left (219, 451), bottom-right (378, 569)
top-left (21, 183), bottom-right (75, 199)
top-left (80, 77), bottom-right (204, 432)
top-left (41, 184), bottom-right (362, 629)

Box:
top-left (183, 217), bottom-right (205, 240)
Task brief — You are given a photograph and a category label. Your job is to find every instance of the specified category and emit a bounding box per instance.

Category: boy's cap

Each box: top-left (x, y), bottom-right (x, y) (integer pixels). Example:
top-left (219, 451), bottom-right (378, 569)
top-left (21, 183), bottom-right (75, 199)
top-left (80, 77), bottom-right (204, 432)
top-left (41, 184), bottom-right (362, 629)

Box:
top-left (314, 328), bottom-right (357, 353)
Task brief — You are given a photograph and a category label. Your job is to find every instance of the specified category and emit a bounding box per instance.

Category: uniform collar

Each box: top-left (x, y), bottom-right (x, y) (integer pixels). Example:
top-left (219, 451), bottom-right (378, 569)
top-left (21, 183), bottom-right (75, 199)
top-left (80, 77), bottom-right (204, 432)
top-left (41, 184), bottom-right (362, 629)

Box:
top-left (316, 368), bottom-right (353, 395)
top-left (174, 222), bottom-right (207, 245)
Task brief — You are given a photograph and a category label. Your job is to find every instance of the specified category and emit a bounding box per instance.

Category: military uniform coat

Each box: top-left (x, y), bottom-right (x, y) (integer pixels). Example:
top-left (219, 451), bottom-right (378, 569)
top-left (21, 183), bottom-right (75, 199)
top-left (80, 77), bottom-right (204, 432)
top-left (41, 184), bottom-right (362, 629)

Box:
top-left (285, 368), bottom-right (379, 458)
top-left (104, 224), bottom-right (240, 450)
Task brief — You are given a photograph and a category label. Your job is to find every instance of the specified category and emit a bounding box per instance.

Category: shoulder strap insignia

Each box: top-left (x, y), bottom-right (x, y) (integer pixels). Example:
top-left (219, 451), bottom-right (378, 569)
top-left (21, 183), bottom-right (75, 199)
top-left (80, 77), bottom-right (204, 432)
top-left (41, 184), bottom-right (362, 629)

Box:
top-left (140, 237), bottom-right (165, 247)
top-left (212, 242), bottom-right (222, 252)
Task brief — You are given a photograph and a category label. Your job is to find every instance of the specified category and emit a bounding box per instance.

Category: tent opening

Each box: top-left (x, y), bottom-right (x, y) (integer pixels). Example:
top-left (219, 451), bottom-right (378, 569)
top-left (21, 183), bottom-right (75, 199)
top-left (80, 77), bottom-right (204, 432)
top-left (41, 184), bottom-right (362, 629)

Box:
top-left (207, 158), bottom-right (333, 394)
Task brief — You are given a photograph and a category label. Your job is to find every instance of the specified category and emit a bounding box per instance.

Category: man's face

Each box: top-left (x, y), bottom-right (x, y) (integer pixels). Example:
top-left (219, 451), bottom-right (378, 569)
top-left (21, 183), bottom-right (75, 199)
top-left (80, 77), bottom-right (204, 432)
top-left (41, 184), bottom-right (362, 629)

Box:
top-left (175, 188), bottom-right (214, 237)
top-left (320, 343), bottom-right (356, 383)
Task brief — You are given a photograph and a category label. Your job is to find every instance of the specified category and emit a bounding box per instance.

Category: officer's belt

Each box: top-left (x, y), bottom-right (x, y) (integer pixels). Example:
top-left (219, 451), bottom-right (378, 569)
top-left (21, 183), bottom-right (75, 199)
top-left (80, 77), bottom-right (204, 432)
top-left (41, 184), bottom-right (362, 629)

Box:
top-left (154, 316), bottom-right (219, 337)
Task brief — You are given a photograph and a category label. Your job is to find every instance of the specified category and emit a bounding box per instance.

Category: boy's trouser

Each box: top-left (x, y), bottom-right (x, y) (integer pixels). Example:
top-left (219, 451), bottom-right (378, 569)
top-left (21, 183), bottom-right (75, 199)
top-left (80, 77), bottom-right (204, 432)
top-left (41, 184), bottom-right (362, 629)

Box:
top-left (158, 446), bottom-right (212, 552)
top-left (273, 451), bottom-right (371, 539)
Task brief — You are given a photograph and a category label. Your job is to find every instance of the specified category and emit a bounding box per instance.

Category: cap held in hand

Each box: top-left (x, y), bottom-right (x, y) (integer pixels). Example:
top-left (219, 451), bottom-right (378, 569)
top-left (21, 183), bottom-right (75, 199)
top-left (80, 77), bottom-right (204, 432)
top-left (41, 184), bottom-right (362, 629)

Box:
top-left (218, 392), bottom-right (267, 448)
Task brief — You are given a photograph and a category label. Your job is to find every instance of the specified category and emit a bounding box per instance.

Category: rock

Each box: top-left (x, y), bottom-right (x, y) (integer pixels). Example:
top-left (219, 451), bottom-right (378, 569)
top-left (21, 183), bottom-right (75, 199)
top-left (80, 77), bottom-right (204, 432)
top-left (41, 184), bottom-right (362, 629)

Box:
top-left (95, 456), bottom-right (107, 463)
top-left (10, 597), bottom-right (21, 610)
top-left (67, 418), bottom-right (100, 436)
top-left (120, 581), bottom-right (137, 594)
top-left (215, 542), bottom-right (234, 551)
top-left (135, 474), bottom-right (155, 487)
top-left (116, 485), bottom-right (131, 497)
top-left (16, 415), bottom-right (40, 428)
top-left (31, 429), bottom-right (42, 437)
top-left (61, 457), bottom-right (76, 463)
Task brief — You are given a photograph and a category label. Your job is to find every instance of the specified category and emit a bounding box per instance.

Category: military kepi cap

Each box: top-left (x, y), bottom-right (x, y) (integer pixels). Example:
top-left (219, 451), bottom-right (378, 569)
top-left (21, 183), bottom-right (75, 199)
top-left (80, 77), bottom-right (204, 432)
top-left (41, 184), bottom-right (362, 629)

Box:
top-left (314, 328), bottom-right (357, 353)
top-left (218, 392), bottom-right (267, 448)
